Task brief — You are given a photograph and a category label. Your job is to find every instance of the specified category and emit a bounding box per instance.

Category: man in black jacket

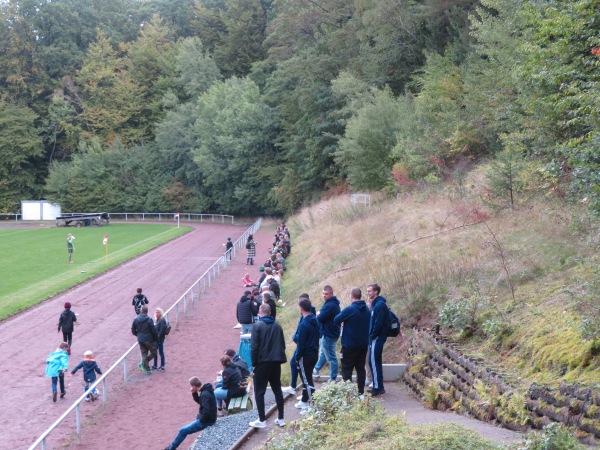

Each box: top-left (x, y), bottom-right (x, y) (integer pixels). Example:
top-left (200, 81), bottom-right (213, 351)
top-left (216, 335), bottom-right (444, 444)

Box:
top-left (131, 305), bottom-right (158, 375)
top-left (164, 377), bottom-right (217, 450)
top-left (132, 287), bottom-right (149, 315)
top-left (237, 290), bottom-right (258, 335)
top-left (249, 303), bottom-right (287, 428)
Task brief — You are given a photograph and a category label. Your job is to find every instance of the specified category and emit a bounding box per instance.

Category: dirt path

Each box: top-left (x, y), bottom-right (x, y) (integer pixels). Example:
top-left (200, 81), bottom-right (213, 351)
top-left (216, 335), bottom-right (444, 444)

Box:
top-left (0, 222), bottom-right (261, 450)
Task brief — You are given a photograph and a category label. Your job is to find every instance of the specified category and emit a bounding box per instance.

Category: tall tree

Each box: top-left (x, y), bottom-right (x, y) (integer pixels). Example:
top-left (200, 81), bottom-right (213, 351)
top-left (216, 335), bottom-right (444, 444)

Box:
top-left (0, 101), bottom-right (44, 211)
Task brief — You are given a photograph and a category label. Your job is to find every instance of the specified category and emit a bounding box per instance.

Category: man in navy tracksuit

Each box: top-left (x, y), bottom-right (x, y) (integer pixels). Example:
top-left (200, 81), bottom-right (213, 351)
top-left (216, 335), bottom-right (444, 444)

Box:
top-left (367, 283), bottom-right (388, 396)
top-left (334, 287), bottom-right (370, 395)
top-left (313, 285), bottom-right (341, 381)
top-left (294, 299), bottom-right (320, 408)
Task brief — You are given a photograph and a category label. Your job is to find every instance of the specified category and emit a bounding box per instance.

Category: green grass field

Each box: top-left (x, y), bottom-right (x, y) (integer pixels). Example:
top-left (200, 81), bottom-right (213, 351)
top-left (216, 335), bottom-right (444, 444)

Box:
top-left (0, 224), bottom-right (191, 319)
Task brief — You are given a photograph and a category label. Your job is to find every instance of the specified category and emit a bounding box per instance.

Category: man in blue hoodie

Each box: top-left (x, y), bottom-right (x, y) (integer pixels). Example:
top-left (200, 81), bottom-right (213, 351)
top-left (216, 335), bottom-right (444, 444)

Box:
top-left (334, 287), bottom-right (371, 395)
top-left (367, 283), bottom-right (388, 396)
top-left (294, 298), bottom-right (320, 408)
top-left (313, 285), bottom-right (341, 382)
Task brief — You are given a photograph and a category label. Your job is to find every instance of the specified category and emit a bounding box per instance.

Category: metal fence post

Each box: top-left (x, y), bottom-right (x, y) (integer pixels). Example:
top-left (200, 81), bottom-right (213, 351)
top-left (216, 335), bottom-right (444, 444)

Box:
top-left (184, 293), bottom-right (187, 316)
top-left (76, 405), bottom-right (81, 442)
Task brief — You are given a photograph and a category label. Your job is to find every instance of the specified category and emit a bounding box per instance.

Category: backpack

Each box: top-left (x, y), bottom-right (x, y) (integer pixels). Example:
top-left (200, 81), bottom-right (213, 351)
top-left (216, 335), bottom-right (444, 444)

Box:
top-left (164, 322), bottom-right (172, 336)
top-left (246, 241), bottom-right (252, 249)
top-left (387, 308), bottom-right (401, 337)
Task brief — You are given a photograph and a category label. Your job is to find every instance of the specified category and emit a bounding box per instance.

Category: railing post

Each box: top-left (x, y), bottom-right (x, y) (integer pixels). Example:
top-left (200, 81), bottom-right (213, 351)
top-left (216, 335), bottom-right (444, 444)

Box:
top-left (175, 302), bottom-right (179, 324)
top-left (124, 358), bottom-right (128, 383)
top-left (183, 293), bottom-right (187, 316)
top-left (76, 404), bottom-right (81, 442)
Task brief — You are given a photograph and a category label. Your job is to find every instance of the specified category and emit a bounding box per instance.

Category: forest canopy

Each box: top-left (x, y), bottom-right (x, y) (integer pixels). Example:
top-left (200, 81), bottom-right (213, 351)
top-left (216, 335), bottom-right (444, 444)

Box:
top-left (1, 0), bottom-right (599, 215)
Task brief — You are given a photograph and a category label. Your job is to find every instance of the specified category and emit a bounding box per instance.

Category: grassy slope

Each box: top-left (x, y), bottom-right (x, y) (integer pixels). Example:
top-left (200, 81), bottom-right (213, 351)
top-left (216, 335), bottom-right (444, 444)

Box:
top-left (278, 189), bottom-right (600, 387)
top-left (0, 223), bottom-right (190, 319)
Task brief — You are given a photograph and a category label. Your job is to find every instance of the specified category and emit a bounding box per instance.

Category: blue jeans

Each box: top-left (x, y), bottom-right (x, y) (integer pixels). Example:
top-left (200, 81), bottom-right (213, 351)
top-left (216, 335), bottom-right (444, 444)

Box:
top-left (314, 336), bottom-right (338, 380)
top-left (153, 341), bottom-right (165, 368)
top-left (289, 348), bottom-right (298, 388)
top-left (51, 372), bottom-right (65, 394)
top-left (241, 323), bottom-right (253, 335)
top-left (169, 419), bottom-right (215, 449)
top-left (369, 336), bottom-right (387, 391)
top-left (214, 387), bottom-right (228, 408)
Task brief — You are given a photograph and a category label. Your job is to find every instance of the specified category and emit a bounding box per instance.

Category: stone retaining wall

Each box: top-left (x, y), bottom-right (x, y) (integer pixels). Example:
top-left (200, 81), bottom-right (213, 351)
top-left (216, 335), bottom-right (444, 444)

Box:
top-left (403, 329), bottom-right (599, 445)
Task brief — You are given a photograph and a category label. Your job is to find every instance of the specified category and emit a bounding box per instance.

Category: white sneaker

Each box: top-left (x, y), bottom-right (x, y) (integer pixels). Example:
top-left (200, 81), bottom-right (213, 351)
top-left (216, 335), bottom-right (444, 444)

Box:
top-left (296, 395), bottom-right (303, 401)
top-left (282, 386), bottom-right (296, 394)
top-left (274, 418), bottom-right (286, 427)
top-left (359, 394), bottom-right (365, 401)
top-left (294, 401), bottom-right (309, 409)
top-left (312, 368), bottom-right (320, 376)
top-left (249, 419), bottom-right (267, 428)
top-left (367, 382), bottom-right (374, 388)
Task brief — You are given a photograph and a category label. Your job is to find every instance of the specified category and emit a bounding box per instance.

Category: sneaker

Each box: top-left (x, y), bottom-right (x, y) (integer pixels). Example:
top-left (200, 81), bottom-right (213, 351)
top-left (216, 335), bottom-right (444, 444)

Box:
top-left (274, 418), bottom-right (286, 427)
top-left (312, 368), bottom-right (320, 376)
top-left (367, 388), bottom-right (385, 397)
top-left (294, 401), bottom-right (309, 409)
top-left (157, 367), bottom-right (165, 371)
top-left (93, 392), bottom-right (100, 399)
top-left (296, 394), bottom-right (303, 400)
top-left (365, 378), bottom-right (372, 386)
top-left (151, 366), bottom-right (158, 370)
top-left (282, 386), bottom-right (296, 394)
top-left (249, 419), bottom-right (267, 428)
top-left (84, 397), bottom-right (90, 402)
top-left (90, 393), bottom-right (95, 402)
top-left (53, 392), bottom-right (57, 402)
top-left (138, 362), bottom-right (145, 373)
top-left (60, 391), bottom-right (66, 399)
top-left (359, 394), bottom-right (365, 401)
top-left (367, 382), bottom-right (374, 388)
top-left (146, 371), bottom-right (152, 375)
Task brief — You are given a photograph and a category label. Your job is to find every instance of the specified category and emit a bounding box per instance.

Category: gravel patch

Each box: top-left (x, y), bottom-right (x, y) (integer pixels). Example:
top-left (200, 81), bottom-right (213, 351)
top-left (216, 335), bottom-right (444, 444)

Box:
top-left (190, 409), bottom-right (266, 450)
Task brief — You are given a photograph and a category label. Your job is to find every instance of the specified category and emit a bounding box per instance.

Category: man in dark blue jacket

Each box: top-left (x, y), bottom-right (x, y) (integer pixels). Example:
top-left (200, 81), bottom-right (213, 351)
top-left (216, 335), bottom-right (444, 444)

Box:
top-left (313, 285), bottom-right (341, 382)
top-left (163, 377), bottom-right (217, 450)
top-left (294, 299), bottom-right (320, 408)
top-left (367, 284), bottom-right (388, 396)
top-left (334, 287), bottom-right (371, 395)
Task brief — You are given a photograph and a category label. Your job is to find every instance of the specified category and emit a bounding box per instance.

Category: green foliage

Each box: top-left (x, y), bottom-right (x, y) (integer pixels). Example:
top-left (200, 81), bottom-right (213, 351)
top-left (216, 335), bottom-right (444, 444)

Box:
top-left (0, 101), bottom-right (45, 211)
top-left (486, 144), bottom-right (525, 209)
top-left (439, 292), bottom-right (489, 335)
top-left (519, 422), bottom-right (584, 450)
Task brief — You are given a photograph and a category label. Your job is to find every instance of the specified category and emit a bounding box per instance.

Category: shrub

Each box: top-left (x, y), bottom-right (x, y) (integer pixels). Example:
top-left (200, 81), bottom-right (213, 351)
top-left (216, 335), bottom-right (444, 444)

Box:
top-left (517, 422), bottom-right (584, 450)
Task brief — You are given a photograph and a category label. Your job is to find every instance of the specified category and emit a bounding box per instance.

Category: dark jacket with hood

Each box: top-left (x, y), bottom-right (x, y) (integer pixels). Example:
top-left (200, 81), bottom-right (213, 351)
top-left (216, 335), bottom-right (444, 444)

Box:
top-left (236, 296), bottom-right (258, 325)
top-left (334, 300), bottom-right (370, 349)
top-left (250, 316), bottom-right (286, 367)
top-left (369, 295), bottom-right (389, 339)
top-left (193, 383), bottom-right (217, 423)
top-left (155, 316), bottom-right (169, 343)
top-left (231, 354), bottom-right (250, 378)
top-left (58, 308), bottom-right (77, 333)
top-left (131, 313), bottom-right (158, 343)
top-left (71, 359), bottom-right (102, 382)
top-left (295, 313), bottom-right (320, 360)
top-left (317, 296), bottom-right (341, 339)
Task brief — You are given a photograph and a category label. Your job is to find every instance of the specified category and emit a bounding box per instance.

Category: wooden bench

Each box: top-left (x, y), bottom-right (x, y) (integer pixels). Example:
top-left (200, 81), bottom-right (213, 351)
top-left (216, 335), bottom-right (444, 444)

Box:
top-left (229, 380), bottom-right (253, 414)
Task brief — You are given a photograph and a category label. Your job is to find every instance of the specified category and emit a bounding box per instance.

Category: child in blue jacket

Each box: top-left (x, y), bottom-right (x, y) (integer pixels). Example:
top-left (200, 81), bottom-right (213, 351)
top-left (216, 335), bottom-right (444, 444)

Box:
top-left (46, 342), bottom-right (70, 402)
top-left (71, 350), bottom-right (102, 401)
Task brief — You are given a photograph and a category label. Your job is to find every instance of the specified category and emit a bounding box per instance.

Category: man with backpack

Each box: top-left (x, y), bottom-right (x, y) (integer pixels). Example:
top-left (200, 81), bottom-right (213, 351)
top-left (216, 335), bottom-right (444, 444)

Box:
top-left (132, 287), bottom-right (149, 315)
top-left (366, 283), bottom-right (388, 396)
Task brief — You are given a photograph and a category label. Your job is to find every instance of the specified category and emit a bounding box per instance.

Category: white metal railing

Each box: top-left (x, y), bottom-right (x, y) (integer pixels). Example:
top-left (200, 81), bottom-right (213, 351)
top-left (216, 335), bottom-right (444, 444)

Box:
top-left (0, 213), bottom-right (21, 221)
top-left (63, 212), bottom-right (235, 224)
top-left (29, 218), bottom-right (262, 450)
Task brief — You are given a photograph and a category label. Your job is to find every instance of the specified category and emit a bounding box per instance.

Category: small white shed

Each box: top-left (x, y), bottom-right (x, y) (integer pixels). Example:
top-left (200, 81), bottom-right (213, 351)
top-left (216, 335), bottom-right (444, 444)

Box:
top-left (21, 201), bottom-right (62, 221)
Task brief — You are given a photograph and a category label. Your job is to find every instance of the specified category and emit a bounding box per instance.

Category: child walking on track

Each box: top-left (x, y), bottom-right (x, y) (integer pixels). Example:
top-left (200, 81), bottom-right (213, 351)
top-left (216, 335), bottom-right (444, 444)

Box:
top-left (71, 350), bottom-right (102, 401)
top-left (46, 342), bottom-right (70, 402)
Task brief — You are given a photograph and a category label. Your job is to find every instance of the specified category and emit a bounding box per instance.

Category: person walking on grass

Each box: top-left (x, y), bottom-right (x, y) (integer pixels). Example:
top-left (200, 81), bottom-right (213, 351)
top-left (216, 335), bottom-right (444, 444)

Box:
top-left (334, 287), bottom-right (371, 396)
top-left (132, 287), bottom-right (149, 315)
top-left (131, 305), bottom-right (158, 375)
top-left (46, 342), bottom-right (70, 402)
top-left (70, 350), bottom-right (102, 402)
top-left (249, 304), bottom-right (286, 429)
top-left (58, 302), bottom-right (77, 348)
top-left (163, 377), bottom-right (217, 450)
top-left (313, 285), bottom-right (341, 382)
top-left (67, 233), bottom-right (75, 263)
top-left (367, 283), bottom-right (388, 396)
top-left (294, 298), bottom-right (320, 410)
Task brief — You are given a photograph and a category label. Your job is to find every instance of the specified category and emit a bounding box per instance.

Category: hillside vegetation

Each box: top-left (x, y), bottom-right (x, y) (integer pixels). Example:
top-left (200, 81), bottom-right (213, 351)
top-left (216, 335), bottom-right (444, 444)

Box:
top-left (279, 179), bottom-right (600, 387)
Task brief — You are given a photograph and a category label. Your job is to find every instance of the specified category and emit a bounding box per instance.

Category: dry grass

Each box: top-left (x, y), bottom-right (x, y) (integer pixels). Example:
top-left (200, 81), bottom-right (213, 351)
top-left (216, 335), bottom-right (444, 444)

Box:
top-left (279, 185), bottom-right (600, 382)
